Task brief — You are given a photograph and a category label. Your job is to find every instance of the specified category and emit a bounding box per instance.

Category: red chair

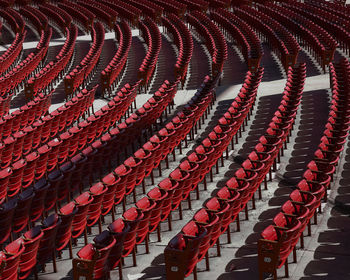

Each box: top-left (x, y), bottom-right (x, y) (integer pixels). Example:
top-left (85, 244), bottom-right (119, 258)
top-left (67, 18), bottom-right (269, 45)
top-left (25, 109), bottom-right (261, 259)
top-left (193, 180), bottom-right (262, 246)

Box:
top-left (193, 209), bottom-right (221, 269)
top-left (30, 178), bottom-right (50, 223)
top-left (57, 203), bottom-right (78, 259)
top-left (37, 214), bottom-right (61, 274)
top-left (135, 197), bottom-right (156, 253)
top-left (0, 199), bottom-right (17, 245)
top-left (108, 219), bottom-right (130, 279)
top-left (0, 167), bottom-right (12, 201)
top-left (73, 231), bottom-right (116, 280)
top-left (1, 238), bottom-right (25, 280)
top-left (19, 226), bottom-right (43, 279)
top-left (8, 159), bottom-right (26, 197)
top-left (88, 183), bottom-right (108, 233)
top-left (165, 227), bottom-right (207, 280)
top-left (72, 192), bottom-right (94, 244)
top-left (121, 207), bottom-right (144, 266)
top-left (215, 186), bottom-right (241, 232)
top-left (12, 188), bottom-right (35, 233)
top-left (147, 187), bottom-right (168, 241)
top-left (22, 151), bottom-right (39, 189)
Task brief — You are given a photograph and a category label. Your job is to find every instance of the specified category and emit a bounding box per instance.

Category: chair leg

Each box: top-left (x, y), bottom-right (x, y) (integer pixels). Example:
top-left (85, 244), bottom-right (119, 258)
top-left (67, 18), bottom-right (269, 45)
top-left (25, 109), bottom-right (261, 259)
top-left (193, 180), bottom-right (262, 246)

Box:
top-left (226, 225), bottom-right (231, 244)
top-left (205, 251), bottom-right (210, 271)
top-left (168, 213), bottom-right (172, 231)
top-left (118, 262), bottom-right (123, 280)
top-left (236, 215), bottom-right (240, 232)
top-left (132, 247), bottom-right (137, 267)
top-left (69, 239), bottom-right (73, 259)
top-left (216, 238), bottom-right (221, 257)
top-left (52, 251), bottom-right (57, 272)
top-left (285, 261), bottom-right (289, 278)
top-left (157, 225), bottom-right (161, 242)
top-left (193, 265), bottom-right (198, 280)
top-left (145, 233), bottom-right (149, 254)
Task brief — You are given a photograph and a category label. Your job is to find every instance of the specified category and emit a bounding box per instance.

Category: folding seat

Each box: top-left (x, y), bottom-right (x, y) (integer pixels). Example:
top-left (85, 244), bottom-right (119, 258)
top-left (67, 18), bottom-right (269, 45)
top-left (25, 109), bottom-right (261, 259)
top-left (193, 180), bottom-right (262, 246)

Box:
top-left (322, 128), bottom-right (348, 146)
top-left (72, 192), bottom-right (94, 244)
top-left (1, 238), bottom-right (25, 280)
top-left (124, 156), bottom-right (145, 193)
top-left (193, 209), bottom-right (221, 266)
top-left (36, 214), bottom-right (61, 274)
top-left (307, 160), bottom-right (335, 182)
top-left (194, 144), bottom-right (215, 170)
top-left (169, 168), bottom-right (190, 216)
top-left (2, 114), bottom-right (14, 139)
top-left (314, 148), bottom-right (339, 166)
top-left (134, 148), bottom-right (154, 182)
top-left (88, 183), bottom-right (108, 233)
top-left (32, 120), bottom-right (44, 150)
top-left (57, 203), bottom-right (78, 259)
top-left (1, 136), bottom-right (16, 168)
top-left (19, 226), bottom-right (43, 279)
top-left (12, 188), bottom-right (35, 234)
top-left (215, 186), bottom-right (241, 230)
top-left (36, 144), bottom-right (52, 180)
top-left (30, 178), bottom-right (50, 223)
top-left (297, 179), bottom-right (325, 206)
top-left (187, 152), bottom-right (208, 184)
top-left (0, 167), bottom-right (12, 201)
top-left (147, 187), bottom-right (168, 237)
top-left (204, 196), bottom-right (233, 237)
top-left (179, 159), bottom-right (201, 200)
top-left (8, 159), bottom-right (26, 197)
top-left (47, 138), bottom-right (62, 172)
top-left (59, 132), bottom-right (73, 164)
top-left (12, 130), bottom-right (26, 162)
top-left (290, 189), bottom-right (318, 226)
top-left (119, 208), bottom-right (144, 266)
top-left (303, 169), bottom-right (331, 193)
top-left (0, 199), bottom-right (17, 245)
top-left (73, 231), bottom-right (116, 280)
top-left (165, 228), bottom-right (207, 280)
top-left (107, 219), bottom-right (130, 276)
top-left (135, 197), bottom-right (157, 253)
top-left (114, 163), bottom-right (135, 199)
top-left (259, 220), bottom-right (297, 280)
top-left (282, 200), bottom-right (309, 235)
top-left (272, 212), bottom-right (301, 258)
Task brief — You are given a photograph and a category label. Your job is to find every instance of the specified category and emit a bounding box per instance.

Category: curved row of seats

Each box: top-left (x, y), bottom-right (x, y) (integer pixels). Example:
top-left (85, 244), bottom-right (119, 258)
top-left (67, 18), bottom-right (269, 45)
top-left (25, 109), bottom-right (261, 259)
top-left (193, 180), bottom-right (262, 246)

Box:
top-left (258, 59), bottom-right (350, 280)
top-left (0, 81), bottom-right (138, 203)
top-left (164, 63), bottom-right (305, 280)
top-left (38, 3), bottom-right (72, 31)
top-left (25, 24), bottom-right (78, 99)
top-left (101, 20), bottom-right (132, 95)
top-left (211, 8), bottom-right (263, 72)
top-left (258, 3), bottom-right (337, 72)
top-left (64, 22), bottom-right (105, 98)
top-left (235, 5), bottom-right (300, 71)
top-left (190, 11), bottom-right (228, 77)
top-left (0, 26), bottom-right (51, 96)
top-left (154, 0), bottom-right (187, 18)
top-left (138, 17), bottom-right (162, 91)
top-left (57, 1), bottom-right (95, 31)
top-left (72, 67), bottom-right (262, 279)
top-left (76, 0), bottom-right (117, 30)
top-left (0, 87), bottom-right (95, 170)
top-left (70, 76), bottom-right (218, 279)
top-left (0, 78), bottom-right (190, 280)
top-left (101, 0), bottom-right (141, 28)
top-left (163, 14), bottom-right (193, 87)
top-left (282, 2), bottom-right (350, 55)
top-left (126, 0), bottom-right (163, 23)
